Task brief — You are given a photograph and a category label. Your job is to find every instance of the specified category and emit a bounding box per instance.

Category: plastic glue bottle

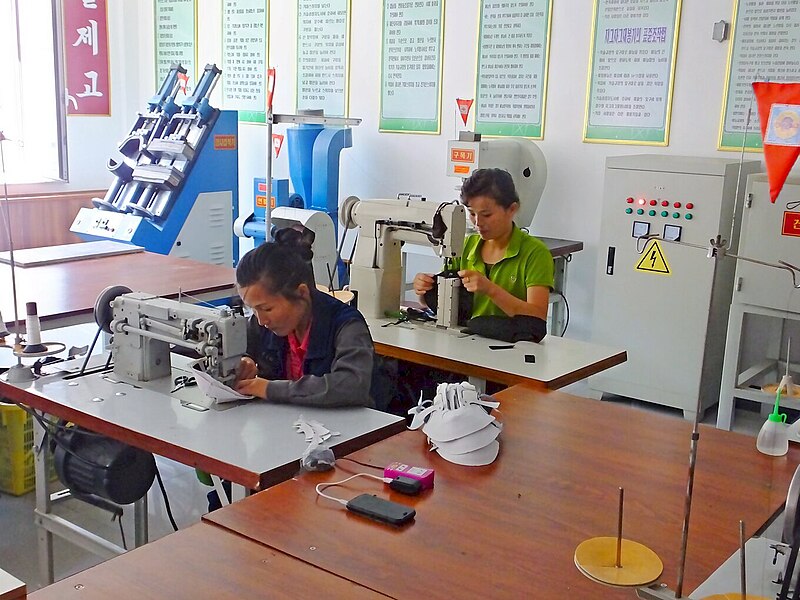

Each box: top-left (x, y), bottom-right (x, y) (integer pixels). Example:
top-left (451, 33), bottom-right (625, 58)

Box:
top-left (756, 389), bottom-right (789, 457)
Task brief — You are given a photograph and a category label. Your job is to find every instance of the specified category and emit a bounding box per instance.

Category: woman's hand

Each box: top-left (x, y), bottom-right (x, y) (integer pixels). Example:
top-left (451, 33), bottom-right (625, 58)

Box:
top-left (458, 269), bottom-right (491, 294)
top-left (236, 376), bottom-right (268, 399)
top-left (412, 272), bottom-right (435, 297)
top-left (236, 356), bottom-right (258, 382)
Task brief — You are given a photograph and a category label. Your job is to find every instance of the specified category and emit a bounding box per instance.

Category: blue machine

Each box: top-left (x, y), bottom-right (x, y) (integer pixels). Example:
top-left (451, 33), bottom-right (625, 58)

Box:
top-left (71, 63), bottom-right (239, 267)
top-left (236, 119), bottom-right (352, 245)
top-left (234, 114), bottom-right (354, 283)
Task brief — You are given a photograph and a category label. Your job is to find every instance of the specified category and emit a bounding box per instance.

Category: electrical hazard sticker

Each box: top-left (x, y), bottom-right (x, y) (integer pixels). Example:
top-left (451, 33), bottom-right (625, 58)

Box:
top-left (635, 240), bottom-right (671, 276)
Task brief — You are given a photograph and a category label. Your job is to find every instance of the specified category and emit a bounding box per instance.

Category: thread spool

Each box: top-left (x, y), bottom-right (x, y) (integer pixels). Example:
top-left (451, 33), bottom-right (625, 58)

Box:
top-left (23, 302), bottom-right (47, 353)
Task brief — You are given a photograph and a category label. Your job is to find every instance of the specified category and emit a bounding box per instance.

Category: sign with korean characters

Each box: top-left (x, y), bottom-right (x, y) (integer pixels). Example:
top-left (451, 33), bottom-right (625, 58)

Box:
top-left (64, 0), bottom-right (110, 115)
top-left (584, 0), bottom-right (682, 145)
top-left (297, 0), bottom-right (350, 117)
top-left (474, 0), bottom-right (552, 139)
top-left (380, 0), bottom-right (445, 133)
top-left (719, 0), bottom-right (800, 150)
top-left (222, 0), bottom-right (268, 123)
top-left (155, 0), bottom-right (197, 95)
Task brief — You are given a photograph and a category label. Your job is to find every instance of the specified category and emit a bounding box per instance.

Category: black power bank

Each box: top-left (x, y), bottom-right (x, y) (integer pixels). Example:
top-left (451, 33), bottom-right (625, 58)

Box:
top-left (346, 494), bottom-right (416, 525)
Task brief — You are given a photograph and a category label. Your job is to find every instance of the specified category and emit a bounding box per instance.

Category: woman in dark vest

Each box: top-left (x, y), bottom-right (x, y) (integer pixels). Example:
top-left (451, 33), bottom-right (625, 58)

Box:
top-left (234, 235), bottom-right (377, 408)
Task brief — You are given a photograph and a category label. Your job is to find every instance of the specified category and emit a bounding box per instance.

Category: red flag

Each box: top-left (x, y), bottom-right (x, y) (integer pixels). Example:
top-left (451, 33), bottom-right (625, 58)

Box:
top-left (752, 82), bottom-right (800, 202)
top-left (456, 98), bottom-right (474, 126)
top-left (273, 133), bottom-right (284, 158)
top-left (177, 72), bottom-right (189, 94)
top-left (267, 68), bottom-right (276, 110)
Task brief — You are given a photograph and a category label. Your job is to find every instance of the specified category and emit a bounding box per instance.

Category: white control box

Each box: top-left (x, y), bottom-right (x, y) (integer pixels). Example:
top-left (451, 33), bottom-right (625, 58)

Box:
top-left (590, 155), bottom-right (760, 420)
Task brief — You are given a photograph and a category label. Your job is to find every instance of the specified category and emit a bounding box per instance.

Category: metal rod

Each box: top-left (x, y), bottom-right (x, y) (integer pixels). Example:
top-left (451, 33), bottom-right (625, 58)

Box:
top-left (0, 133), bottom-right (25, 371)
top-left (739, 520), bottom-right (746, 600)
top-left (637, 234), bottom-right (800, 288)
top-left (77, 326), bottom-right (103, 376)
top-left (727, 102), bottom-right (754, 251)
top-left (674, 252), bottom-right (724, 598)
top-left (616, 487), bottom-right (624, 568)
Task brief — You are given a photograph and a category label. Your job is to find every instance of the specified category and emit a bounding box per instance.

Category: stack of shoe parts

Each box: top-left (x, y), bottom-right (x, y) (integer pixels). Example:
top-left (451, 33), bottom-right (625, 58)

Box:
top-left (408, 381), bottom-right (502, 466)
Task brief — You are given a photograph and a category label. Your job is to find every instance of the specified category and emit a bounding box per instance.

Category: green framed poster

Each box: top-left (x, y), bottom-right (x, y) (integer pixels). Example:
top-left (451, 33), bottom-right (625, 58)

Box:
top-left (222, 0), bottom-right (269, 124)
top-left (379, 0), bottom-right (445, 133)
top-left (474, 0), bottom-right (552, 139)
top-left (718, 0), bottom-right (800, 151)
top-left (296, 0), bottom-right (351, 117)
top-left (154, 0), bottom-right (197, 93)
top-left (583, 0), bottom-right (682, 145)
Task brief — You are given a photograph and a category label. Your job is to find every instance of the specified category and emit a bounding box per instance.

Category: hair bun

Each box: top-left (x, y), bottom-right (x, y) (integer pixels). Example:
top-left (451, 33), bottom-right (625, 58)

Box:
top-left (274, 226), bottom-right (315, 261)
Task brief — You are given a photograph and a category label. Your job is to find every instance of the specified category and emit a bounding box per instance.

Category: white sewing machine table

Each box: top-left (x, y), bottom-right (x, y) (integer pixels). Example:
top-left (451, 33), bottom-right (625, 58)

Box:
top-left (367, 317), bottom-right (627, 391)
top-left (0, 355), bottom-right (405, 586)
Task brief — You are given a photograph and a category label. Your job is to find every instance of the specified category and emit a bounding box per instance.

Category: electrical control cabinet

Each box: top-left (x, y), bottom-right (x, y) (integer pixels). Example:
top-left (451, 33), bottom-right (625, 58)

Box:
top-left (589, 155), bottom-right (760, 420)
top-left (734, 174), bottom-right (800, 312)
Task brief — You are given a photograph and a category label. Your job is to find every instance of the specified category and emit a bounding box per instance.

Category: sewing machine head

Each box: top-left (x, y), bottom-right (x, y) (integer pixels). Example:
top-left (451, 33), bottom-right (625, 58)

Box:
top-left (340, 196), bottom-right (466, 323)
top-left (109, 292), bottom-right (247, 385)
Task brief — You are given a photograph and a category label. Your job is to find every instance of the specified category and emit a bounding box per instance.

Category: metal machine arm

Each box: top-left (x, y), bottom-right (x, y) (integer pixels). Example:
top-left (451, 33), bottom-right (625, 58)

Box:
top-left (109, 292), bottom-right (247, 385)
top-left (340, 196), bottom-right (466, 323)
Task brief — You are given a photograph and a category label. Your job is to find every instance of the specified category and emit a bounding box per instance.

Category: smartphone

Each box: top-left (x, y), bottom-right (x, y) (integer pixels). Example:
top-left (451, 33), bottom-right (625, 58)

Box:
top-left (346, 494), bottom-right (416, 525)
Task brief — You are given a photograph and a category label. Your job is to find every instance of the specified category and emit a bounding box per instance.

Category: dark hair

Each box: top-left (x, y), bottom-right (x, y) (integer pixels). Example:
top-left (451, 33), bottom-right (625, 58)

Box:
top-left (236, 228), bottom-right (314, 300)
top-left (460, 168), bottom-right (519, 209)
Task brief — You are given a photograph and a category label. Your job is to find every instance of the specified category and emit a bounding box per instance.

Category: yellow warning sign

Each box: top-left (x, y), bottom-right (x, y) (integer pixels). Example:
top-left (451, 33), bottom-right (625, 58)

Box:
top-left (635, 240), bottom-right (671, 276)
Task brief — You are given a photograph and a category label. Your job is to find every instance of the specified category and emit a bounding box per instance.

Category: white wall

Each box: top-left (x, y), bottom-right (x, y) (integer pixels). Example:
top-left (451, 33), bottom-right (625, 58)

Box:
top-left (28, 0), bottom-right (800, 341)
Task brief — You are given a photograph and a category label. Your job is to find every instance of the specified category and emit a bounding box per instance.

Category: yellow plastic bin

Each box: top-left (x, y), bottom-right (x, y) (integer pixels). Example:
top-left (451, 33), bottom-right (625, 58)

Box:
top-left (0, 404), bottom-right (54, 495)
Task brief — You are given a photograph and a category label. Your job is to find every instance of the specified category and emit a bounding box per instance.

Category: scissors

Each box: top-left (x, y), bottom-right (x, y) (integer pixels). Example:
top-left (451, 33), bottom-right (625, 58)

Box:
top-left (171, 375), bottom-right (197, 393)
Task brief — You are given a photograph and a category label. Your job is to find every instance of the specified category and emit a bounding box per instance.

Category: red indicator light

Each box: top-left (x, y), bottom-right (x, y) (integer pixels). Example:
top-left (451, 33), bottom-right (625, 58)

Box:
top-left (686, 202), bottom-right (694, 209)
top-left (649, 200), bottom-right (657, 206)
top-left (661, 200), bottom-right (669, 206)
top-left (674, 202), bottom-right (682, 208)
top-left (638, 198), bottom-right (646, 205)
top-left (626, 197), bottom-right (634, 203)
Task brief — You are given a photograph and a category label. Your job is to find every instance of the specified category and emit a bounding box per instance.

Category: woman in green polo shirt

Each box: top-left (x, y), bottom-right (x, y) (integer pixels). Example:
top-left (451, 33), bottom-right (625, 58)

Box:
top-left (413, 168), bottom-right (554, 320)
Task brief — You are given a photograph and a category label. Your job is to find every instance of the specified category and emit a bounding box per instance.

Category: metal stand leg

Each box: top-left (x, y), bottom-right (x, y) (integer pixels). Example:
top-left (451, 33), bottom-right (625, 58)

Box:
top-left (231, 483), bottom-right (247, 502)
top-left (718, 305), bottom-right (745, 430)
top-left (33, 417), bottom-right (54, 586)
top-left (133, 495), bottom-right (148, 547)
top-left (549, 255), bottom-right (568, 337)
top-left (211, 475), bottom-right (230, 508)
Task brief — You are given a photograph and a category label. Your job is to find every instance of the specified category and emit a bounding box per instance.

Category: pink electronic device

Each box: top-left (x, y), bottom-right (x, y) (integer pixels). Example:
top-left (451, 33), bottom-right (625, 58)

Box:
top-left (383, 462), bottom-right (435, 490)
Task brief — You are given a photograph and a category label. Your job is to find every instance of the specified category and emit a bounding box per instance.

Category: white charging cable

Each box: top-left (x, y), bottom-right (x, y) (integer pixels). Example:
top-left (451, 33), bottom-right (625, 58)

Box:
top-left (315, 473), bottom-right (391, 506)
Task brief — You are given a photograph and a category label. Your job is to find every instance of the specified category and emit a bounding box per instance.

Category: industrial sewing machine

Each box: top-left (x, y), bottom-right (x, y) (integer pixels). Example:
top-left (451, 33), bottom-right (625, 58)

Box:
top-left (340, 196), bottom-right (466, 328)
top-left (71, 63), bottom-right (239, 267)
top-left (446, 131), bottom-right (548, 228)
top-left (107, 292), bottom-right (247, 387)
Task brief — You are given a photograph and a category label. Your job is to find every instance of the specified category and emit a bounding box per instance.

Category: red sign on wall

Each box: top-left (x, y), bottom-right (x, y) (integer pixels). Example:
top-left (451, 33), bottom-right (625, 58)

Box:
top-left (63, 0), bottom-right (110, 116)
top-left (782, 211), bottom-right (800, 237)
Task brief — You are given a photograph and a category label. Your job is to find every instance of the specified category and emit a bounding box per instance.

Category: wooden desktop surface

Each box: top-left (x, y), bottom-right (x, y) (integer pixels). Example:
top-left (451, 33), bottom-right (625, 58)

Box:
top-left (1, 251), bottom-right (235, 330)
top-left (205, 384), bottom-right (800, 599)
top-left (27, 522), bottom-right (389, 600)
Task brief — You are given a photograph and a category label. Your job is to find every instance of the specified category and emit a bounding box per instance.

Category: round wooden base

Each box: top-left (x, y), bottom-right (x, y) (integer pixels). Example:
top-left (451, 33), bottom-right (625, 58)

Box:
top-left (574, 536), bottom-right (663, 587)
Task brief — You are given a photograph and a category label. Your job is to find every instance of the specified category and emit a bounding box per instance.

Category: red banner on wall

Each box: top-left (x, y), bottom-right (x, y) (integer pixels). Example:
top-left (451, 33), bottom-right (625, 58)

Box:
top-left (63, 0), bottom-right (110, 116)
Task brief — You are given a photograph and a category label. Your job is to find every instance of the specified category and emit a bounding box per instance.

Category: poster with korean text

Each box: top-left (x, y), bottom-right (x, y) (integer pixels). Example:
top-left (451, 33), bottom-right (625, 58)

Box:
top-left (584, 0), bottom-right (682, 145)
top-left (379, 0), bottom-right (445, 133)
top-left (222, 0), bottom-right (269, 123)
top-left (154, 0), bottom-right (197, 95)
top-left (719, 0), bottom-right (800, 150)
top-left (297, 0), bottom-right (350, 117)
top-left (474, 0), bottom-right (552, 139)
